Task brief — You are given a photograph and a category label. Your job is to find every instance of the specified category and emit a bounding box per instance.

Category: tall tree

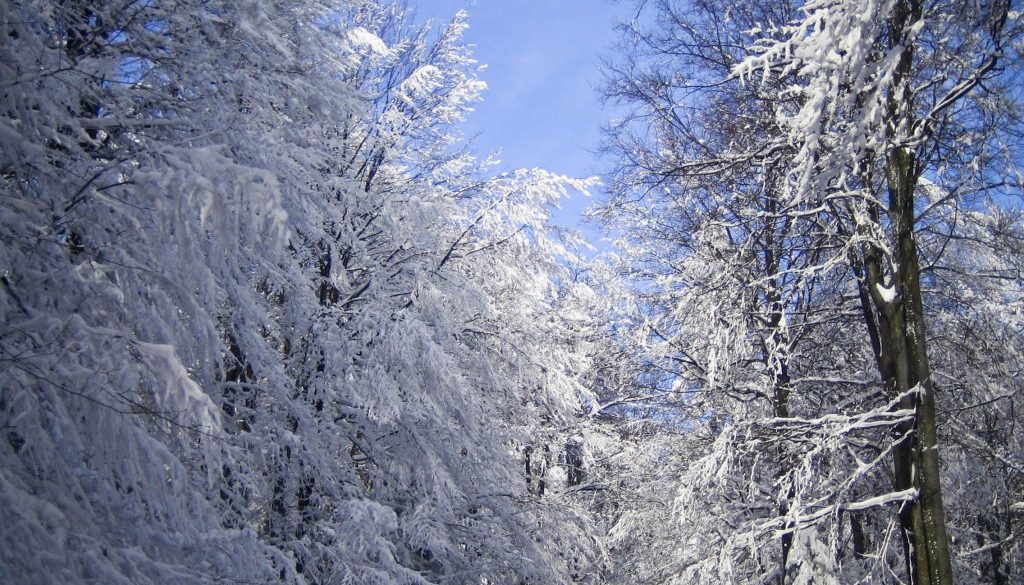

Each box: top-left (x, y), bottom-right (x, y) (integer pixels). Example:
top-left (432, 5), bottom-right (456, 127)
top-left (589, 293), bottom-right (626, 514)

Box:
top-left (600, 0), bottom-right (1024, 582)
top-left (736, 0), bottom-right (1021, 581)
top-left (599, 0), bottom-right (890, 580)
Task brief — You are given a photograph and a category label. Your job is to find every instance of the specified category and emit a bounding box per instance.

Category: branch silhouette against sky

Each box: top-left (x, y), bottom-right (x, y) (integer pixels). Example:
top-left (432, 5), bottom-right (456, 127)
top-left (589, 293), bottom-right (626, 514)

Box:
top-left (414, 1), bottom-right (629, 247)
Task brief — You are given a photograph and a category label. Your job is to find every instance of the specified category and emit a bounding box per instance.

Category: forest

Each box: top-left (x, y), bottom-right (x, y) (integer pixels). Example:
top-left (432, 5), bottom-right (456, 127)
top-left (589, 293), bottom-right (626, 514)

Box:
top-left (0, 0), bottom-right (1022, 583)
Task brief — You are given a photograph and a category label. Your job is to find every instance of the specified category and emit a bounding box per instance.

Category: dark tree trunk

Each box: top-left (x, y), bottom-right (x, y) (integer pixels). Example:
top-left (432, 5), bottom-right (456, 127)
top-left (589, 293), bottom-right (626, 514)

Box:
top-left (849, 1), bottom-right (954, 582)
top-left (880, 1), bottom-right (953, 582)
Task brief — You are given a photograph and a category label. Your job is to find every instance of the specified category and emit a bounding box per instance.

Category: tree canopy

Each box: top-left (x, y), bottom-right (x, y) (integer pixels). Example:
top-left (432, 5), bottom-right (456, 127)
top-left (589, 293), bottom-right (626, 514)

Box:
top-left (1, 0), bottom-right (1023, 584)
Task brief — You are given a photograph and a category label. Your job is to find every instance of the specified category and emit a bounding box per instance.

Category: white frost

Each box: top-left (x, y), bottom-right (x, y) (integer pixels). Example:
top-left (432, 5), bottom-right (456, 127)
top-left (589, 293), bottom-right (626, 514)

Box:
top-left (876, 282), bottom-right (896, 303)
top-left (346, 27), bottom-right (388, 56)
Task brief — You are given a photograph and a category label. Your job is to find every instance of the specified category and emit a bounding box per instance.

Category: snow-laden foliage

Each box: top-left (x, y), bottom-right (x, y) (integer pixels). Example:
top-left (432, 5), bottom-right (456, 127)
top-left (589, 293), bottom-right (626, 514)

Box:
top-left (598, 0), bottom-right (1024, 583)
top-left (0, 1), bottom-right (606, 583)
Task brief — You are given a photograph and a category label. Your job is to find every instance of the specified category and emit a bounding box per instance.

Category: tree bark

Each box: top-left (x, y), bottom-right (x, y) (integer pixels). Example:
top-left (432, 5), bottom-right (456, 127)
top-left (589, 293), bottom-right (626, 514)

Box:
top-left (887, 145), bottom-right (954, 585)
top-left (877, 0), bottom-right (954, 581)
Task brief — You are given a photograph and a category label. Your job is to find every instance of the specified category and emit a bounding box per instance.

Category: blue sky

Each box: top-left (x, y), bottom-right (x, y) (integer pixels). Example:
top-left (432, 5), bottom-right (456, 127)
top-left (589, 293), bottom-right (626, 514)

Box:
top-left (412, 1), bottom-right (630, 247)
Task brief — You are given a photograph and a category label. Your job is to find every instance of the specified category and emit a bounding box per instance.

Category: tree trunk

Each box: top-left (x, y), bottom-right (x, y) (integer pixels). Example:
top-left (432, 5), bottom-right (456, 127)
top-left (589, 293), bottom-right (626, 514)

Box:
top-left (770, 314), bottom-right (794, 584)
top-left (848, 1), bottom-right (956, 582)
top-left (877, 0), bottom-right (954, 581)
top-left (762, 200), bottom-right (795, 583)
top-left (857, 151), bottom-right (953, 585)
top-left (887, 144), bottom-right (954, 585)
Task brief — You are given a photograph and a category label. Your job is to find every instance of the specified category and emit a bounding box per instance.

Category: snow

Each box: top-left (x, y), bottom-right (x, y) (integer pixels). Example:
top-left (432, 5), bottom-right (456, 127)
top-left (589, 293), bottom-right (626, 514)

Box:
top-left (4, 1), bottom-right (1023, 584)
top-left (346, 27), bottom-right (389, 56)
top-left (875, 282), bottom-right (896, 303)
top-left (0, 1), bottom-right (604, 583)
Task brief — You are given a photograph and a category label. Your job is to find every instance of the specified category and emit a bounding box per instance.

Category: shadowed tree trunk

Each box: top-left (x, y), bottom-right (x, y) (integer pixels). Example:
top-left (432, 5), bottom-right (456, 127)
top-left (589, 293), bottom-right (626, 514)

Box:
top-left (853, 2), bottom-right (954, 582)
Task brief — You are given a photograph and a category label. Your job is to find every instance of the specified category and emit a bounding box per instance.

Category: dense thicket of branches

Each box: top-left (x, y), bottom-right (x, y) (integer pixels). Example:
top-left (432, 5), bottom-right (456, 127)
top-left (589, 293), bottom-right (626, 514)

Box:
top-left (0, 1), bottom-right (610, 583)
top-left (4, 0), bottom-right (1024, 584)
top-left (597, 0), bottom-right (1024, 583)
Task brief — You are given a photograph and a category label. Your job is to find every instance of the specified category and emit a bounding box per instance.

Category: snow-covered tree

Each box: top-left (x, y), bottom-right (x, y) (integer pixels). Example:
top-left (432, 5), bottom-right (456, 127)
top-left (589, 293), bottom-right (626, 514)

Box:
top-left (735, 0), bottom-right (1023, 582)
top-left (599, 0), bottom-right (1024, 583)
top-left (0, 1), bottom-right (606, 583)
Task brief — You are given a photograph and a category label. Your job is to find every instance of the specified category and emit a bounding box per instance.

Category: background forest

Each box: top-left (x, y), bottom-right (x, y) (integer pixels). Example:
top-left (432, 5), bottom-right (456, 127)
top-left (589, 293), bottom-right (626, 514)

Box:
top-left (0, 1), bottom-right (1022, 584)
